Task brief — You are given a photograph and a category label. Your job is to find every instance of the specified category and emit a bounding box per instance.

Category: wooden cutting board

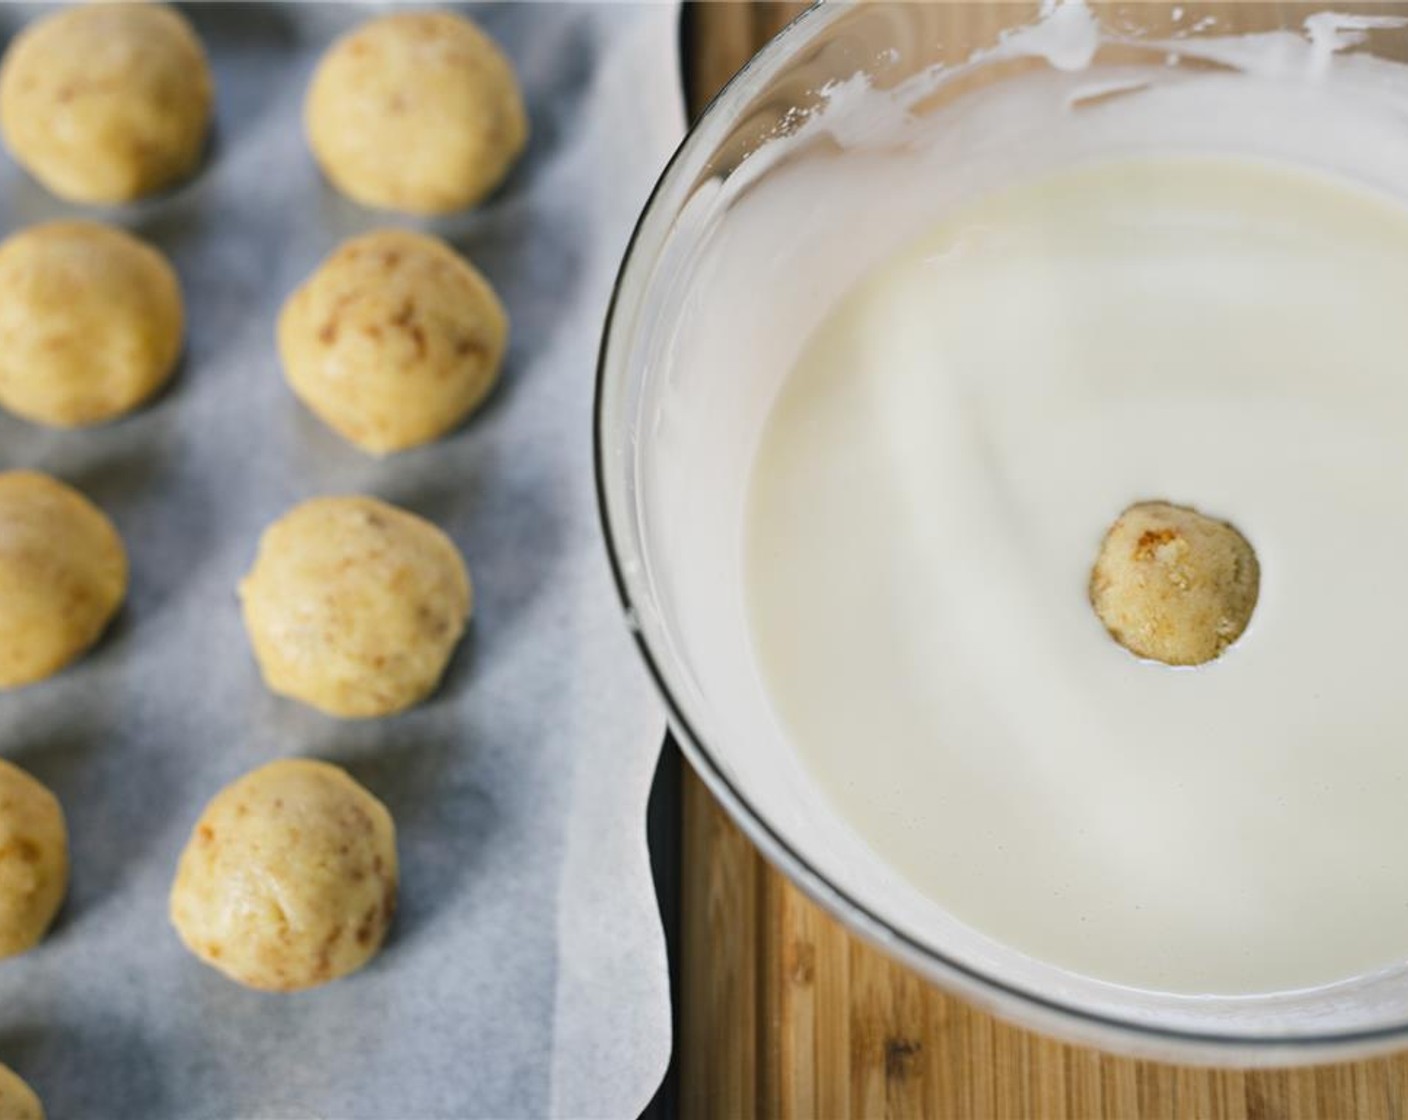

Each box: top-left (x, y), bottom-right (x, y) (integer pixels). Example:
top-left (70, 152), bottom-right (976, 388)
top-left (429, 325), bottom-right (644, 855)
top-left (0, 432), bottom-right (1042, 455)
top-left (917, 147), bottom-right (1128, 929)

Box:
top-left (679, 4), bottom-right (1408, 1116)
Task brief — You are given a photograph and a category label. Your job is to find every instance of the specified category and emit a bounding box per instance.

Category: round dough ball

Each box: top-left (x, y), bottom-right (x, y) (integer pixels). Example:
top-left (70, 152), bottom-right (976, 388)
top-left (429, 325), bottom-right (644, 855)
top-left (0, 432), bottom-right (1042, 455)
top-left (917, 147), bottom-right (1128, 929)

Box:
top-left (0, 222), bottom-right (183, 428)
top-left (239, 496), bottom-right (472, 718)
top-left (0, 1063), bottom-right (43, 1120)
top-left (305, 10), bottom-right (527, 214)
top-left (278, 229), bottom-right (507, 455)
top-left (0, 472), bottom-right (127, 689)
top-left (169, 759), bottom-right (397, 992)
top-left (0, 759), bottom-right (68, 962)
top-left (0, 3), bottom-right (213, 204)
top-left (1089, 500), bottom-right (1259, 666)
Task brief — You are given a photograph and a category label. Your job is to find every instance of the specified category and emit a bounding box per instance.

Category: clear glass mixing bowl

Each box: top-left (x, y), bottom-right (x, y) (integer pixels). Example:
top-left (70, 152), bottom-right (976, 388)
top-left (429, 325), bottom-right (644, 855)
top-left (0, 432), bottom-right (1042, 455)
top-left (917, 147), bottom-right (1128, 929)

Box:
top-left (596, 1), bottom-right (1408, 1063)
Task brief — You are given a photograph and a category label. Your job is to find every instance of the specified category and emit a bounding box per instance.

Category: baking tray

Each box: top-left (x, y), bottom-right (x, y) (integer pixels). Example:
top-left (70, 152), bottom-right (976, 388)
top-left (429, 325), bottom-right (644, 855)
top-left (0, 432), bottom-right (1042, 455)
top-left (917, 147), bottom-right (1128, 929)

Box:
top-left (0, 4), bottom-right (682, 1115)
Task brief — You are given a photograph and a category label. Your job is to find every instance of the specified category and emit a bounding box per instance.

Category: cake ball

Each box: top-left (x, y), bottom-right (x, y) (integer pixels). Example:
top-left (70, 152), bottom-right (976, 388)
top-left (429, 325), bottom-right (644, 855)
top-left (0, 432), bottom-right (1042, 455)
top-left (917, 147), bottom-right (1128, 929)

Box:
top-left (0, 472), bottom-right (127, 689)
top-left (239, 496), bottom-right (472, 719)
top-left (0, 3), bottom-right (213, 204)
top-left (0, 221), bottom-right (183, 428)
top-left (0, 1063), bottom-right (44, 1120)
top-left (169, 759), bottom-right (397, 992)
top-left (278, 229), bottom-right (507, 455)
top-left (0, 759), bottom-right (68, 961)
top-left (305, 10), bottom-right (527, 214)
top-left (1090, 500), bottom-right (1259, 666)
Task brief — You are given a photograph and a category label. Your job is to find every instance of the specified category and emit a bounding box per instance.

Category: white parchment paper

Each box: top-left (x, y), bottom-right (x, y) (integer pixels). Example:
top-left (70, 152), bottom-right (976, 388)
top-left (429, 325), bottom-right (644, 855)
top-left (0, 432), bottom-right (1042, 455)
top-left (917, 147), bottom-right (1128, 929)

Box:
top-left (0, 4), bottom-right (683, 1116)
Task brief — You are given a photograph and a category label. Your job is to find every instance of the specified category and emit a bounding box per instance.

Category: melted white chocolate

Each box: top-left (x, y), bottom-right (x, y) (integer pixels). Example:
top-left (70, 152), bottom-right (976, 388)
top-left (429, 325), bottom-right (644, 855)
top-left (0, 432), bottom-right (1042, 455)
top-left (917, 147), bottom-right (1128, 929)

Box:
top-left (747, 157), bottom-right (1408, 994)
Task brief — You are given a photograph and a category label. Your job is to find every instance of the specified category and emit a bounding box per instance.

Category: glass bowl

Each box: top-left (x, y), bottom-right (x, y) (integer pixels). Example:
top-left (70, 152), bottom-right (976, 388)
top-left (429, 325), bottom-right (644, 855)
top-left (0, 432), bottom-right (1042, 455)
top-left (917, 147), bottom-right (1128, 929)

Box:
top-left (596, 1), bottom-right (1408, 1064)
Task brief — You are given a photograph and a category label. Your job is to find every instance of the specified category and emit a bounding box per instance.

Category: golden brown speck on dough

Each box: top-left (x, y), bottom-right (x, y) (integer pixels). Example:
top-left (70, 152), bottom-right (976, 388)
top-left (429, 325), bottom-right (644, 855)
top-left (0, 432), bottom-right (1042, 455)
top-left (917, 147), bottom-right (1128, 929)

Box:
top-left (197, 824), bottom-right (215, 845)
top-left (1134, 528), bottom-right (1179, 561)
top-left (0, 837), bottom-right (41, 864)
top-left (316, 291), bottom-right (361, 347)
top-left (355, 902), bottom-right (378, 945)
top-left (313, 926), bottom-right (343, 980)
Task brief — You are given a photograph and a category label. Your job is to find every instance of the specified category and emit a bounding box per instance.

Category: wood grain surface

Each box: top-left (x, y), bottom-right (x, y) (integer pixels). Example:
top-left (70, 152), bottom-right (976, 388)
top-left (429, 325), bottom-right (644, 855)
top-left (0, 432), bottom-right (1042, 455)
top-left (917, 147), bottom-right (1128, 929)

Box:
top-left (679, 3), bottom-right (1408, 1117)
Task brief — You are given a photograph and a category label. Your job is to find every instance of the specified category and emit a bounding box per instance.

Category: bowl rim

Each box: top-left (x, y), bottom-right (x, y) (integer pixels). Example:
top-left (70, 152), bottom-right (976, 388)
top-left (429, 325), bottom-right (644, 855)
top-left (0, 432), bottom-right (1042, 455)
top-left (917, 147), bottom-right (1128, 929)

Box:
top-left (592, 0), bottom-right (1408, 1064)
